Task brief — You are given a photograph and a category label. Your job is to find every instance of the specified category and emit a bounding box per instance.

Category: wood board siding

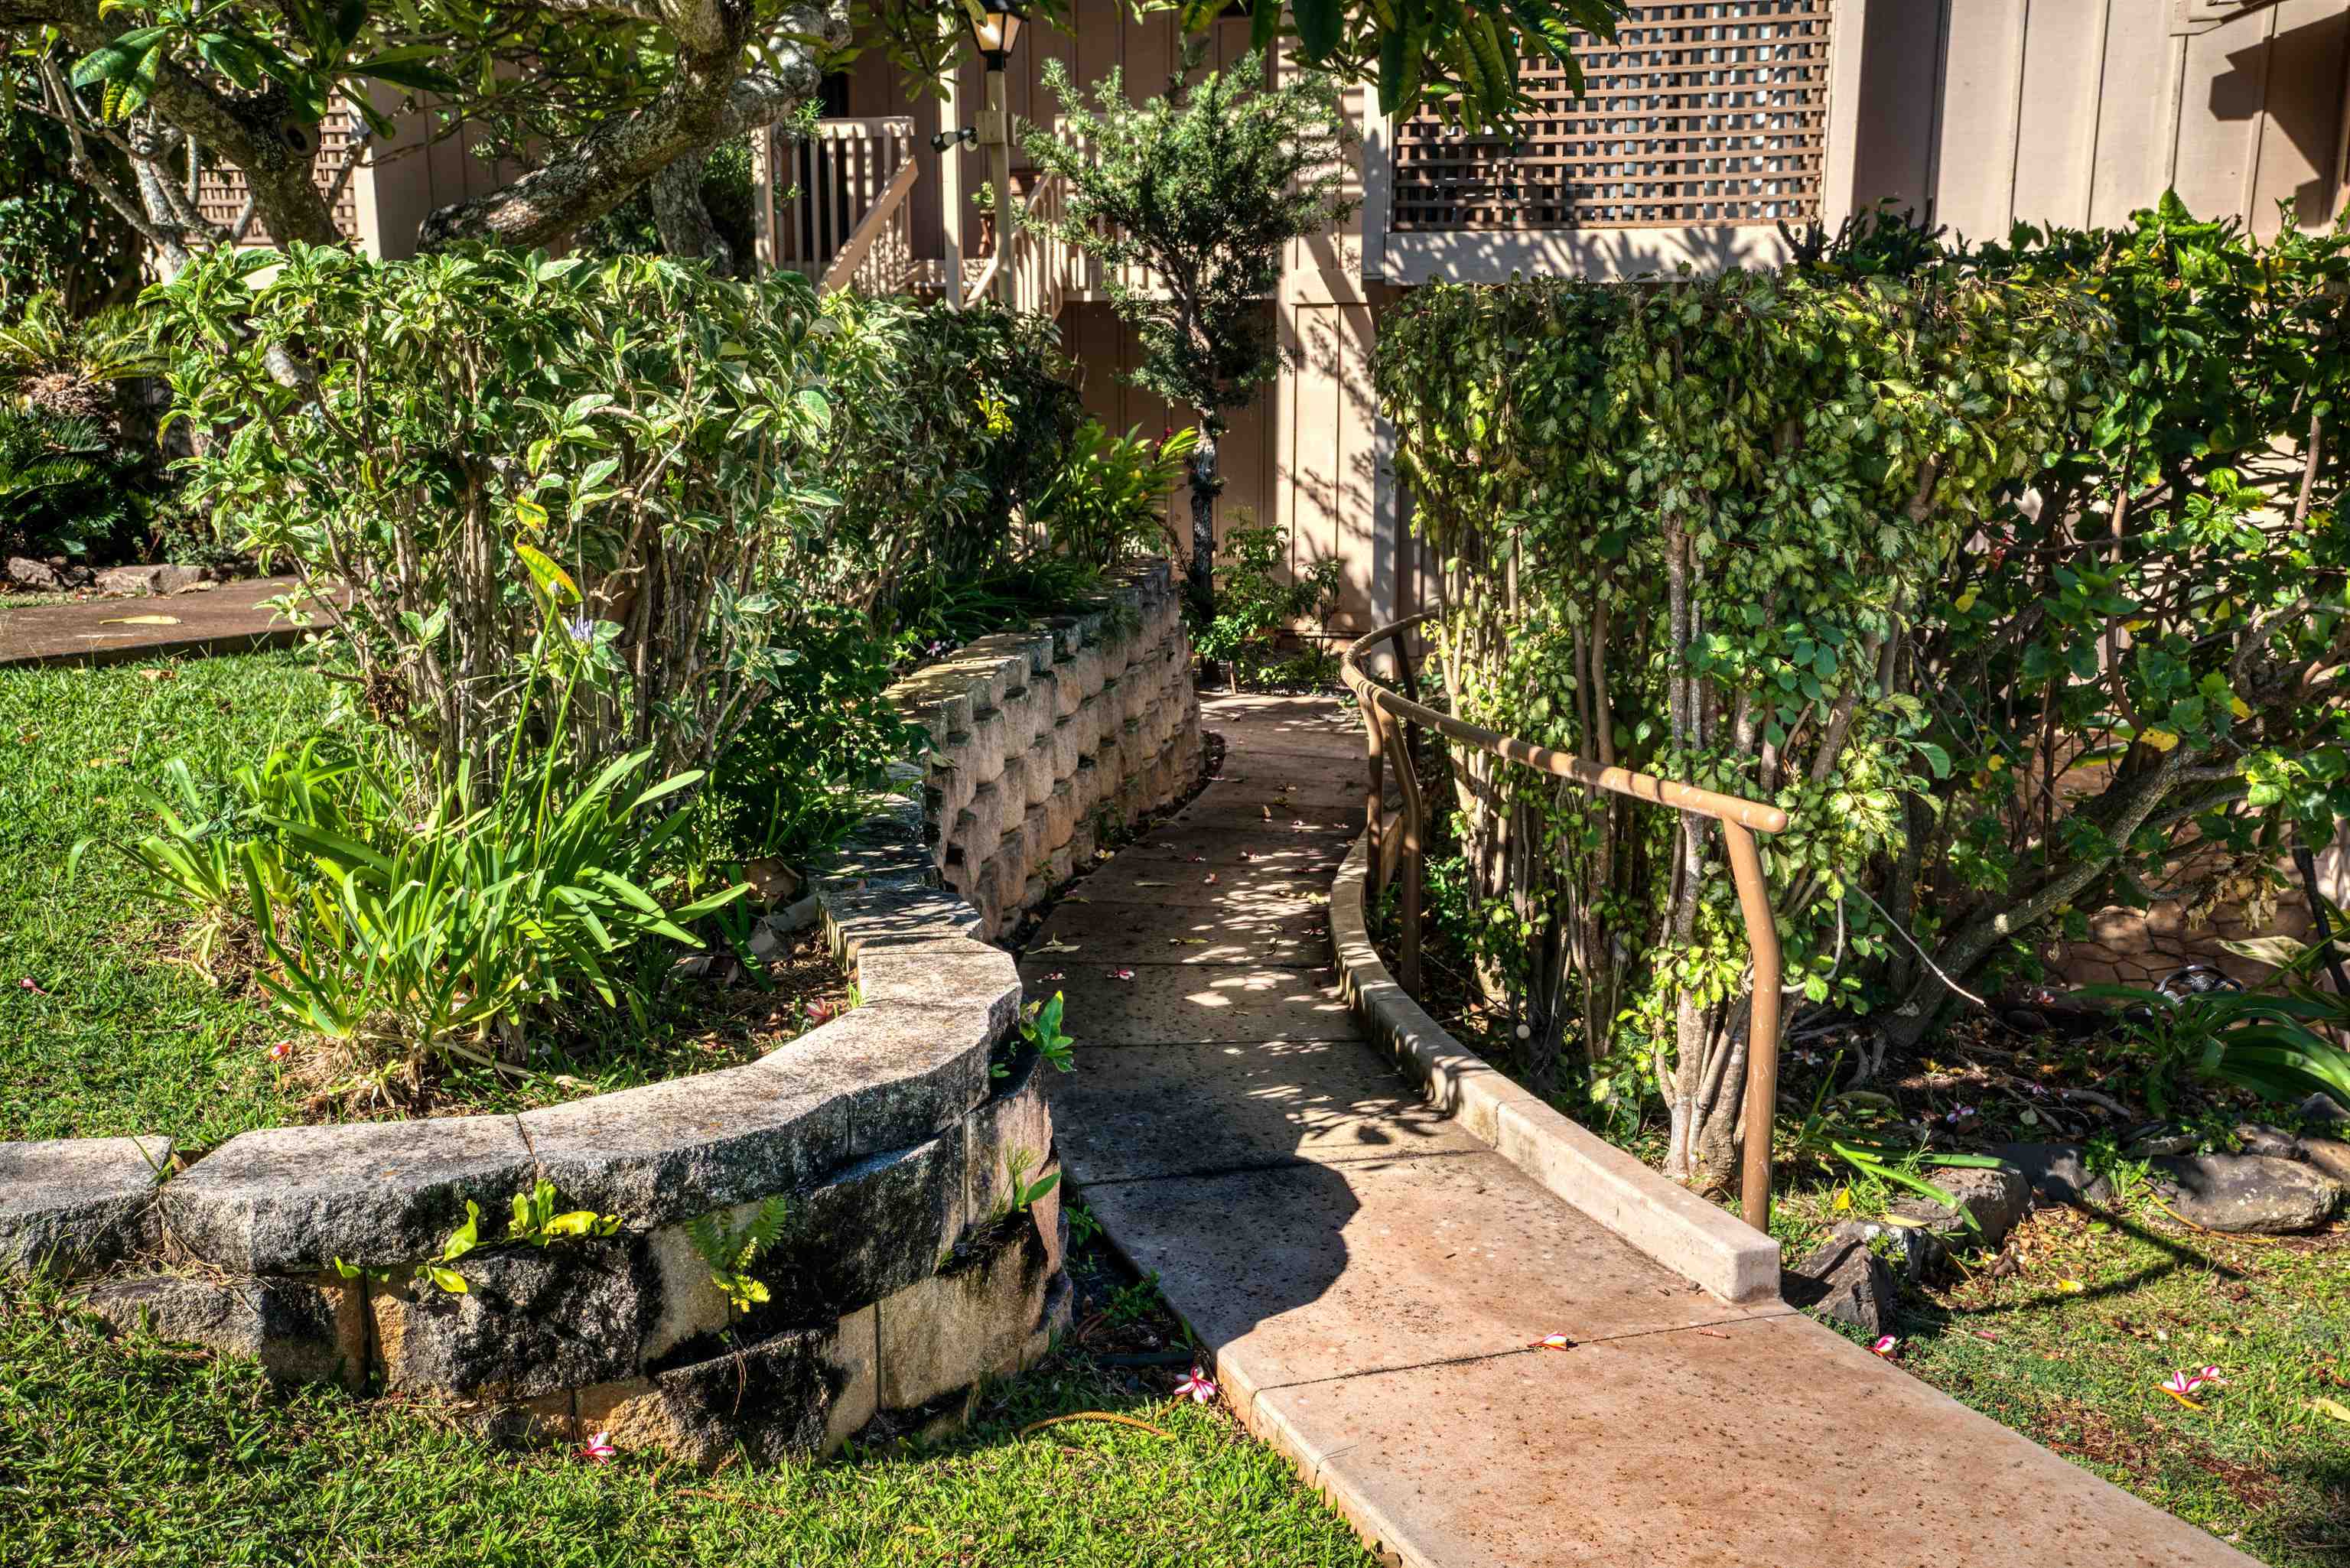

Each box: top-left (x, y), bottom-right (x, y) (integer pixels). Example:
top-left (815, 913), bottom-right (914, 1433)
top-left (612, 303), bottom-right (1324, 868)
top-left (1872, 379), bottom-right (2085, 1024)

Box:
top-left (1846, 0), bottom-right (2350, 240)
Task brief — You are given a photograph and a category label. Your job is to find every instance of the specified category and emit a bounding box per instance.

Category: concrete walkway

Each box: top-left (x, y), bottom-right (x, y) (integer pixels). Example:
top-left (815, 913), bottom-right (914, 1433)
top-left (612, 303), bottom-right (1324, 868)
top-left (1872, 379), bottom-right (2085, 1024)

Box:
top-left (1030, 693), bottom-right (2251, 1568)
top-left (0, 576), bottom-right (305, 667)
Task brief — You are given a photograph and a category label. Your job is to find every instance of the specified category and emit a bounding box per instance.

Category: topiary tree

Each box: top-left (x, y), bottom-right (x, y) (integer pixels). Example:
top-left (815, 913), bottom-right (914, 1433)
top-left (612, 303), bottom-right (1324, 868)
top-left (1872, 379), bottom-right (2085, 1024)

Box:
top-left (1022, 50), bottom-right (1355, 618)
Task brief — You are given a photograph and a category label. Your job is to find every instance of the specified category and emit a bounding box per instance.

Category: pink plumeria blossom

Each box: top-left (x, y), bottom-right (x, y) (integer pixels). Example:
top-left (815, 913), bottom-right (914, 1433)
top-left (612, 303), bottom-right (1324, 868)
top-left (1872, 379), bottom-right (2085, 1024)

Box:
top-left (1528, 1332), bottom-right (1576, 1352)
top-left (1172, 1365), bottom-right (1219, 1404)
top-left (266, 1042), bottom-right (291, 1063)
top-left (1871, 1335), bottom-right (1899, 1358)
top-left (2163, 1365), bottom-right (2226, 1397)
top-left (1110, 968), bottom-right (1136, 981)
top-left (805, 998), bottom-right (838, 1026)
top-left (1202, 873), bottom-right (1218, 885)
top-left (18, 978), bottom-right (43, 994)
top-left (578, 1430), bottom-right (617, 1462)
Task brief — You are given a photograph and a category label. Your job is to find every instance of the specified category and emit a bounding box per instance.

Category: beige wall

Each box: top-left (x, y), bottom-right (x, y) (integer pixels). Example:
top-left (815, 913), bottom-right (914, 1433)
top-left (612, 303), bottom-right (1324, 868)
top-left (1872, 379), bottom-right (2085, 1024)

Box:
top-left (1841, 0), bottom-right (2350, 239)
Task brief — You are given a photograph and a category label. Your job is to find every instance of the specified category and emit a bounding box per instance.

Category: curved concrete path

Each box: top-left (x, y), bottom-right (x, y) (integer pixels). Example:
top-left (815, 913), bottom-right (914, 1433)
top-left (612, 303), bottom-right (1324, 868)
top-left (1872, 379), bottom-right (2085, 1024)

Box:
top-left (0, 576), bottom-right (305, 667)
top-left (1030, 692), bottom-right (2253, 1568)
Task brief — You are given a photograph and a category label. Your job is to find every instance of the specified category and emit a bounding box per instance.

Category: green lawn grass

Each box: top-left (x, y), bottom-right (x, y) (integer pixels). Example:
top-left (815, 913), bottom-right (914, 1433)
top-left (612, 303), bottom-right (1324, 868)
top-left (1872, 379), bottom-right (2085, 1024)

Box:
top-left (1, 653), bottom-right (327, 1146)
top-left (1768, 1169), bottom-right (2350, 1566)
top-left (0, 1268), bottom-right (1376, 1568)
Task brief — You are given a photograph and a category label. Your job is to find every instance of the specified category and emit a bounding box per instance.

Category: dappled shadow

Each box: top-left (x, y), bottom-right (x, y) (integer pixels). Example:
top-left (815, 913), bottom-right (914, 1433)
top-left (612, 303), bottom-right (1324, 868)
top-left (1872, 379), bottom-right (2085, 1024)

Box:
top-left (2213, 8), bottom-right (2350, 230)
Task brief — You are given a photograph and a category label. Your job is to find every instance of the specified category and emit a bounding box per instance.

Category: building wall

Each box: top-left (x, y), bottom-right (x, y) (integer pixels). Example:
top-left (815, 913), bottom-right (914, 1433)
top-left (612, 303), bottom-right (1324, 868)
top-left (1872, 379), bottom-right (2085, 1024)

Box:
top-left (1842, 0), bottom-right (2350, 239)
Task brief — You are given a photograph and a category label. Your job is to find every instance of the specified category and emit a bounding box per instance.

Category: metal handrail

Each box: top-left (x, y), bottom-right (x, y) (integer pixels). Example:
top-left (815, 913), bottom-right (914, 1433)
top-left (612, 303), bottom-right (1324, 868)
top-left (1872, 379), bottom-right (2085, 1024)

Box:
top-left (1340, 610), bottom-right (1792, 1233)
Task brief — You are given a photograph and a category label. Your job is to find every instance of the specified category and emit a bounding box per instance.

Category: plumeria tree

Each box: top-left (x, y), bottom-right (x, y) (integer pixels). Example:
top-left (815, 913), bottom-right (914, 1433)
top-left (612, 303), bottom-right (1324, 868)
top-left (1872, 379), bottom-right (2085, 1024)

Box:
top-left (1022, 50), bottom-right (1355, 616)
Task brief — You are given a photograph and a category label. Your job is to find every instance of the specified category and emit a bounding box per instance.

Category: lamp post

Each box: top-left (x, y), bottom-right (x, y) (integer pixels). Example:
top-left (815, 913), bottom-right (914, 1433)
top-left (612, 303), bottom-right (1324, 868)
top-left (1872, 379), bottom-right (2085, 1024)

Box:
top-left (967, 0), bottom-right (1025, 305)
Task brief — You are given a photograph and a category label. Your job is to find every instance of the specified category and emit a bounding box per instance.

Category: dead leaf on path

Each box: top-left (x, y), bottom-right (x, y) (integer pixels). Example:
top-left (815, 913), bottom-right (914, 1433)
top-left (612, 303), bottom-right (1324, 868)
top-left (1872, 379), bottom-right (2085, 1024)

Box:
top-left (98, 614), bottom-right (181, 626)
top-left (1033, 938), bottom-right (1082, 955)
top-left (1261, 805), bottom-right (1273, 820)
top-left (1167, 938), bottom-right (1209, 945)
top-left (1132, 880), bottom-right (1170, 888)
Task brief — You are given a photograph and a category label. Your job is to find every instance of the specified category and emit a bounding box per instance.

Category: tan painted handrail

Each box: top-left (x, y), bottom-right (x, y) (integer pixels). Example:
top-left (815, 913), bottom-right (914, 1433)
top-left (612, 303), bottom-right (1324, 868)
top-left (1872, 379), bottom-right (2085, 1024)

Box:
top-left (968, 171), bottom-right (1072, 313)
top-left (821, 155), bottom-right (919, 294)
top-left (1341, 610), bottom-right (1792, 1234)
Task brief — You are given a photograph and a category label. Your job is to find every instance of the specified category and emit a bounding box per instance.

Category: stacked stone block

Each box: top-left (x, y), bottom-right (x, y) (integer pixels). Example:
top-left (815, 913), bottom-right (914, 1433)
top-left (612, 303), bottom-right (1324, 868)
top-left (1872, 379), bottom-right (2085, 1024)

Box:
top-left (889, 560), bottom-right (1204, 939)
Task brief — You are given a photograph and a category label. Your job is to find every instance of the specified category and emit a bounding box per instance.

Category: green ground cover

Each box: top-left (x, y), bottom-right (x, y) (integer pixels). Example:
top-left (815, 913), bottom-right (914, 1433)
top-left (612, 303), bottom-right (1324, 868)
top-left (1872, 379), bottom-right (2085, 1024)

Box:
top-left (0, 1252), bottom-right (1375, 1568)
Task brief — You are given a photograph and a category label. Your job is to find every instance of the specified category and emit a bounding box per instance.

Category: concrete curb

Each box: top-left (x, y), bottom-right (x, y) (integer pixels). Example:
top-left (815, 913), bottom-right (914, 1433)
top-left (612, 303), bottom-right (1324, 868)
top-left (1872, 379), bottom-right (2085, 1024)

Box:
top-left (1328, 831), bottom-right (1782, 1304)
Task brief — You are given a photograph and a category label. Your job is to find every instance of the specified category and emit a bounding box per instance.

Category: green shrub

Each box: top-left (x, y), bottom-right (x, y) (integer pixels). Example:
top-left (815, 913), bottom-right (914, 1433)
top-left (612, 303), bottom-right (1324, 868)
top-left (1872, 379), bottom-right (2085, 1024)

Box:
top-left (809, 292), bottom-right (1084, 632)
top-left (886, 553), bottom-right (1107, 665)
top-left (0, 102), bottom-right (140, 312)
top-left (0, 405), bottom-right (135, 560)
top-left (151, 244), bottom-right (836, 787)
top-left (1192, 517), bottom-right (1341, 685)
top-left (1885, 199), bottom-right (2350, 1049)
top-left (107, 720), bottom-right (740, 1085)
top-left (701, 604), bottom-right (927, 864)
top-left (1378, 252), bottom-right (2111, 1183)
top-left (1033, 420), bottom-right (1199, 568)
top-left (0, 293), bottom-right (168, 562)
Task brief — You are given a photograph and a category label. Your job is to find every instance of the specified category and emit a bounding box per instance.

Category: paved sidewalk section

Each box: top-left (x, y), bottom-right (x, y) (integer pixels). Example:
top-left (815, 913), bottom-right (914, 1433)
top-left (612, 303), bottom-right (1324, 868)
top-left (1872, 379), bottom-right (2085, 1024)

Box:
top-left (1033, 692), bottom-right (2253, 1568)
top-left (0, 576), bottom-right (307, 668)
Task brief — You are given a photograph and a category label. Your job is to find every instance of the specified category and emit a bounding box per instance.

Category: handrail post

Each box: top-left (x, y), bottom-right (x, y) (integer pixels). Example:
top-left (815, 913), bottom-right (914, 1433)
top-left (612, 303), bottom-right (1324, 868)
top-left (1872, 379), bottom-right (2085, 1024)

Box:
top-left (1343, 610), bottom-right (1793, 1239)
top-left (1723, 821), bottom-right (1782, 1235)
top-left (1364, 682), bottom-right (1386, 878)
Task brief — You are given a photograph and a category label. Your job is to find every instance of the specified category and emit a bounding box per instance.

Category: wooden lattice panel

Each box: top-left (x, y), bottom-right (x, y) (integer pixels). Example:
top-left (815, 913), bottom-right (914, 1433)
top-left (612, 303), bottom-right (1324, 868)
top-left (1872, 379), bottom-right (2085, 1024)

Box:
top-left (1391, 1), bottom-right (1831, 233)
top-left (193, 106), bottom-right (364, 245)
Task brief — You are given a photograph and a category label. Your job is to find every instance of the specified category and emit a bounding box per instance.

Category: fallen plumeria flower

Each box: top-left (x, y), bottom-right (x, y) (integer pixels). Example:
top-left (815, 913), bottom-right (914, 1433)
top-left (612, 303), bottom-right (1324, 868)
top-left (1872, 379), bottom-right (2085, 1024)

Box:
top-left (1203, 873), bottom-right (1218, 884)
top-left (1190, 855), bottom-right (1207, 863)
top-left (18, 978), bottom-right (44, 994)
top-left (1528, 1332), bottom-right (1576, 1352)
top-left (2163, 1365), bottom-right (2225, 1396)
top-left (2157, 1371), bottom-right (2212, 1410)
top-left (1871, 1335), bottom-right (1899, 1358)
top-left (1110, 968), bottom-right (1136, 981)
top-left (805, 999), bottom-right (838, 1025)
top-left (579, 1431), bottom-right (617, 1463)
top-left (266, 1042), bottom-right (291, 1063)
top-left (1172, 1365), bottom-right (1219, 1404)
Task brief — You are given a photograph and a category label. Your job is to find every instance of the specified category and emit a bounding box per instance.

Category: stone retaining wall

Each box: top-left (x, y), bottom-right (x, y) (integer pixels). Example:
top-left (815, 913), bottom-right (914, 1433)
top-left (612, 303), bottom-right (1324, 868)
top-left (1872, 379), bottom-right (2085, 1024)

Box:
top-left (0, 571), bottom-right (1206, 1461)
top-left (892, 559), bottom-right (1202, 939)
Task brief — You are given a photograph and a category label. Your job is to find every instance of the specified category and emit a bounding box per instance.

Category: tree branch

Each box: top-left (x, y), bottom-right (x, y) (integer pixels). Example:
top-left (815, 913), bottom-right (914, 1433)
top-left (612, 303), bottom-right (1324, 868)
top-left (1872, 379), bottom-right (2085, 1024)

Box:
top-left (415, 0), bottom-right (845, 252)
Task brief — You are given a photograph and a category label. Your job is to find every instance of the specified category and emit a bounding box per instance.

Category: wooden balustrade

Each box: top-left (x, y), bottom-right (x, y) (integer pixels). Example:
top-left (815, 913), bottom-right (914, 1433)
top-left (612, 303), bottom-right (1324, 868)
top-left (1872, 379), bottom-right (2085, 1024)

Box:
top-left (766, 116), bottom-right (920, 294)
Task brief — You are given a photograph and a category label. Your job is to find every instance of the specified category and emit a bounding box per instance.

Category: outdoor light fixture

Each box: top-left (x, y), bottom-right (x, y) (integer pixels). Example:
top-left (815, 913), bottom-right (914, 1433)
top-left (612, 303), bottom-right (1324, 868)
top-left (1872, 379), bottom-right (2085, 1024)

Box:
top-left (966, 0), bottom-right (1026, 68)
top-left (930, 125), bottom-right (977, 153)
top-left (965, 0), bottom-right (1026, 304)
